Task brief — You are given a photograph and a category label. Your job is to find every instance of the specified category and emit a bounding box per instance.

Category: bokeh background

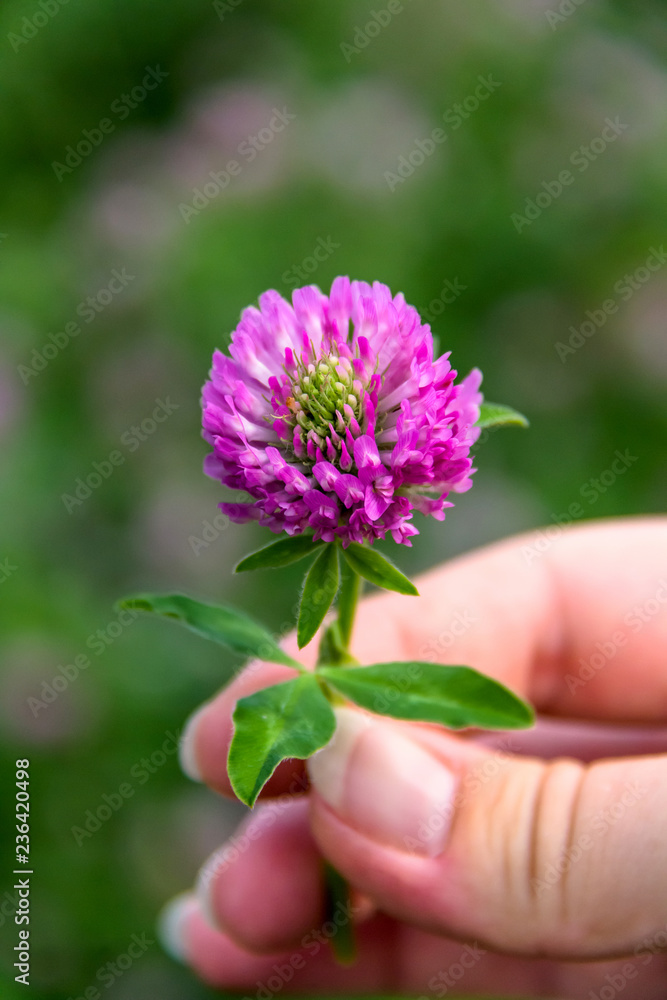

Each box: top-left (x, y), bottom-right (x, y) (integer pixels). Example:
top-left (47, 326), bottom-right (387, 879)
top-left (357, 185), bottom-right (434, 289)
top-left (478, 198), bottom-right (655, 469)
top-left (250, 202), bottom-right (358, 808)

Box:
top-left (0, 0), bottom-right (665, 997)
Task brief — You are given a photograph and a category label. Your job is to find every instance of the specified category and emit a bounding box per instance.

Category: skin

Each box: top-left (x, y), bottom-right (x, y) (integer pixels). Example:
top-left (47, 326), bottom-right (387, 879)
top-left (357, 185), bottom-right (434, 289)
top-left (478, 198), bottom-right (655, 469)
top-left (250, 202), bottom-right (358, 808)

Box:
top-left (169, 517), bottom-right (667, 998)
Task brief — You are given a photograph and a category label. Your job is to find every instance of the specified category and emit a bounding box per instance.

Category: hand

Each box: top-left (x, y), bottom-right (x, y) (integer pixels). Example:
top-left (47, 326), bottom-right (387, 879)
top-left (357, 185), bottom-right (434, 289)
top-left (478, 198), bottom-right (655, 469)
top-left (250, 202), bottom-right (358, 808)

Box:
top-left (159, 517), bottom-right (667, 998)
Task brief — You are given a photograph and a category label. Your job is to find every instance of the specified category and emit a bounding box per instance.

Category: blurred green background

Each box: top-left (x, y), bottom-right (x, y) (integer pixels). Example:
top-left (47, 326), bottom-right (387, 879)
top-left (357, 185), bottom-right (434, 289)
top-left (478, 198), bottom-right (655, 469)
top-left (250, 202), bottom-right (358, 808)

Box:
top-left (0, 0), bottom-right (665, 997)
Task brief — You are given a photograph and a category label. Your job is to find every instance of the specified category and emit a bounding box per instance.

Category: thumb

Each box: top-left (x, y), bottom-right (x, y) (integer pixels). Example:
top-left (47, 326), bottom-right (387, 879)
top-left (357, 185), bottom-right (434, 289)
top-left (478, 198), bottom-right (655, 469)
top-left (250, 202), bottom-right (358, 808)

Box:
top-left (307, 708), bottom-right (667, 960)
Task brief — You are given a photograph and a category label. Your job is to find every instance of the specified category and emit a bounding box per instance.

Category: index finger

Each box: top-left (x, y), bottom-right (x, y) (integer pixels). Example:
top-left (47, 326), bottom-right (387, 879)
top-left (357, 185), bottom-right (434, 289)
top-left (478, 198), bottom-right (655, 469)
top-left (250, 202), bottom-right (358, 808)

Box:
top-left (181, 515), bottom-right (667, 798)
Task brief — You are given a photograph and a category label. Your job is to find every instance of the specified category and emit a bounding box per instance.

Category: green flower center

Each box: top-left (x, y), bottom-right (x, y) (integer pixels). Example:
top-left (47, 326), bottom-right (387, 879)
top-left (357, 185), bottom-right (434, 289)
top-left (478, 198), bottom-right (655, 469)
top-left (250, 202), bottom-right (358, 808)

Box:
top-left (284, 352), bottom-right (366, 461)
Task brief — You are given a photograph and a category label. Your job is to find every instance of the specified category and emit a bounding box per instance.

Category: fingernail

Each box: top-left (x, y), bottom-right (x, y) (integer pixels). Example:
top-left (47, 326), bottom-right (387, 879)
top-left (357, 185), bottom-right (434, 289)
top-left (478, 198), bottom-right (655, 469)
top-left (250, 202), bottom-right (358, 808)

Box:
top-left (179, 704), bottom-right (209, 782)
top-left (308, 707), bottom-right (458, 857)
top-left (157, 893), bottom-right (197, 963)
top-left (308, 706), bottom-right (372, 807)
top-left (195, 846), bottom-right (229, 930)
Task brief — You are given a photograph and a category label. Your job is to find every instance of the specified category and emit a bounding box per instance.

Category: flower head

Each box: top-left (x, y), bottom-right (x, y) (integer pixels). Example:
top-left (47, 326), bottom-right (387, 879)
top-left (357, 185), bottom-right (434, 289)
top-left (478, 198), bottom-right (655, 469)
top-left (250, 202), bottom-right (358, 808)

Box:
top-left (202, 278), bottom-right (482, 546)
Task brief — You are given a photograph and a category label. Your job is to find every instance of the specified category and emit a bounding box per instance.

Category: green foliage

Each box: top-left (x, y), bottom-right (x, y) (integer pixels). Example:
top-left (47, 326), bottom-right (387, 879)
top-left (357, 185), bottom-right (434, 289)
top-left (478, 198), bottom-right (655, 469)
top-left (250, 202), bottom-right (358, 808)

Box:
top-left (228, 675), bottom-right (336, 807)
top-left (336, 551), bottom-right (362, 647)
top-left (235, 535), bottom-right (325, 572)
top-left (319, 662), bottom-right (534, 730)
top-left (297, 543), bottom-right (340, 649)
top-left (118, 593), bottom-right (301, 669)
top-left (323, 862), bottom-right (357, 964)
top-left (2, 2), bottom-right (665, 995)
top-left (341, 543), bottom-right (419, 596)
top-left (476, 402), bottom-right (529, 430)
top-left (317, 621), bottom-right (358, 668)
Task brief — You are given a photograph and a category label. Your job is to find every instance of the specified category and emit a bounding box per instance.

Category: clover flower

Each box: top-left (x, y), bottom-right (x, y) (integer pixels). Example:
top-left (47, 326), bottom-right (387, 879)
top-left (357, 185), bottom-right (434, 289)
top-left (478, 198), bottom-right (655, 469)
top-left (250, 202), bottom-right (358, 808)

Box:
top-left (201, 277), bottom-right (482, 546)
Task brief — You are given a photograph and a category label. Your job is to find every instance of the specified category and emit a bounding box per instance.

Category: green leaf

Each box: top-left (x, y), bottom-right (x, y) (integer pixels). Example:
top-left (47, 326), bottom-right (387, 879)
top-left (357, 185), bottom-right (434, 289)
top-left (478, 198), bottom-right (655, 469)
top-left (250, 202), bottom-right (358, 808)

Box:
top-left (337, 551), bottom-right (362, 647)
top-left (117, 593), bottom-right (301, 670)
top-left (297, 544), bottom-right (340, 649)
top-left (341, 543), bottom-right (418, 597)
top-left (235, 535), bottom-right (325, 573)
top-left (475, 402), bottom-right (529, 430)
top-left (319, 662), bottom-right (535, 730)
top-left (228, 675), bottom-right (336, 807)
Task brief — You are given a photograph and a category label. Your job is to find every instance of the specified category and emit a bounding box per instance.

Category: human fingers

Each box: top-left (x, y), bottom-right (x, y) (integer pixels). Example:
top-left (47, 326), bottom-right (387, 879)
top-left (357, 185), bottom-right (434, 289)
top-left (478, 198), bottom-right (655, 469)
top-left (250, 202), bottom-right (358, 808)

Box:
top-left (308, 707), bottom-right (667, 960)
top-left (193, 797), bottom-right (326, 954)
top-left (181, 516), bottom-right (667, 797)
top-left (158, 887), bottom-right (667, 997)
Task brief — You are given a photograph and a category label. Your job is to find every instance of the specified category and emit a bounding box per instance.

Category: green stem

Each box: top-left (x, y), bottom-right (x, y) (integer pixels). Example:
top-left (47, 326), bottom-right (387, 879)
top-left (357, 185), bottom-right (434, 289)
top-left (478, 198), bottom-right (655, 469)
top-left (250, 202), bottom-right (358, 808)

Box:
top-left (315, 548), bottom-right (362, 966)
top-left (315, 546), bottom-right (362, 670)
top-left (322, 861), bottom-right (356, 964)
